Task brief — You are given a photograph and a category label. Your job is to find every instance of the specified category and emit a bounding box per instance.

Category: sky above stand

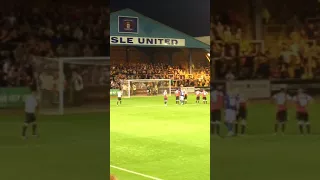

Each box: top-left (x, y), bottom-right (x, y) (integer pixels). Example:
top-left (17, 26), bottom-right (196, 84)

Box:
top-left (110, 0), bottom-right (210, 37)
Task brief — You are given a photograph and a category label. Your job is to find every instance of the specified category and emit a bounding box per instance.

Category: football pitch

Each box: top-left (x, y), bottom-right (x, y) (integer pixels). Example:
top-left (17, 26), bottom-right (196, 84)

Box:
top-left (1, 97), bottom-right (319, 180)
top-left (111, 96), bottom-right (320, 180)
top-left (110, 95), bottom-right (210, 180)
top-left (212, 101), bottom-right (320, 180)
top-left (0, 110), bottom-right (109, 180)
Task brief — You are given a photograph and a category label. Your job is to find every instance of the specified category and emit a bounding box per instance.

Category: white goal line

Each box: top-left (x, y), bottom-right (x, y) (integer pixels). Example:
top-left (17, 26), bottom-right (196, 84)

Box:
top-left (110, 103), bottom-right (207, 108)
top-left (110, 165), bottom-right (163, 180)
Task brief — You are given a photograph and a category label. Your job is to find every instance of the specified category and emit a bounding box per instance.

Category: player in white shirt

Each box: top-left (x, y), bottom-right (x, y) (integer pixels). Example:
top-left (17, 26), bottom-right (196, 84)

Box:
top-left (22, 85), bottom-right (39, 139)
top-left (195, 89), bottom-right (201, 104)
top-left (272, 88), bottom-right (292, 134)
top-left (163, 90), bottom-right (168, 106)
top-left (117, 90), bottom-right (122, 106)
top-left (292, 89), bottom-right (313, 134)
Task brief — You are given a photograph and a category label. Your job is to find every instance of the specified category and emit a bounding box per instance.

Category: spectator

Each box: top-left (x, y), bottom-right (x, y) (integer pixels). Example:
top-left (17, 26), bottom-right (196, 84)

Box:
top-left (225, 70), bottom-right (235, 81)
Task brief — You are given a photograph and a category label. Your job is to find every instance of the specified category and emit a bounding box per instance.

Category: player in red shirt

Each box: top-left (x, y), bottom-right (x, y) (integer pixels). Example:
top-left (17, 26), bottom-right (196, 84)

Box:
top-left (272, 88), bottom-right (291, 134)
top-left (210, 85), bottom-right (224, 135)
top-left (202, 89), bottom-right (208, 104)
top-left (175, 89), bottom-right (180, 105)
top-left (184, 90), bottom-right (188, 104)
top-left (235, 92), bottom-right (248, 135)
top-left (195, 89), bottom-right (201, 104)
top-left (292, 89), bottom-right (313, 134)
top-left (163, 90), bottom-right (168, 106)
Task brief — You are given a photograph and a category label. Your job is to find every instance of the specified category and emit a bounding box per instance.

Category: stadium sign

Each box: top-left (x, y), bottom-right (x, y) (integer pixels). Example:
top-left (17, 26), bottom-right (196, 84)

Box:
top-left (171, 87), bottom-right (209, 93)
top-left (184, 87), bottom-right (195, 93)
top-left (0, 87), bottom-right (30, 108)
top-left (271, 79), bottom-right (320, 96)
top-left (226, 80), bottom-right (271, 99)
top-left (110, 89), bottom-right (120, 96)
top-left (213, 79), bottom-right (320, 98)
top-left (110, 36), bottom-right (186, 47)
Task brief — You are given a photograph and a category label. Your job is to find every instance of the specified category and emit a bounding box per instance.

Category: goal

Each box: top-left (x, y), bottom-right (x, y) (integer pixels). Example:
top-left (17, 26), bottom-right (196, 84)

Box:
top-left (33, 56), bottom-right (109, 115)
top-left (122, 79), bottom-right (172, 98)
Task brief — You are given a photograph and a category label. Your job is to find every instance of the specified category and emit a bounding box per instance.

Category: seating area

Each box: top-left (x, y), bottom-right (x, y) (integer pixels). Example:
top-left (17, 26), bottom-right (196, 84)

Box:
top-left (0, 2), bottom-right (109, 87)
top-left (110, 63), bottom-right (210, 89)
top-left (211, 1), bottom-right (320, 80)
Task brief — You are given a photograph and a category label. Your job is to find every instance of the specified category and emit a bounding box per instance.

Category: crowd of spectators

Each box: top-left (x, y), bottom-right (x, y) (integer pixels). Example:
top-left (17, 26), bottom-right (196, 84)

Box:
top-left (0, 2), bottom-right (110, 87)
top-left (211, 13), bottom-right (245, 43)
top-left (110, 63), bottom-right (210, 89)
top-left (211, 5), bottom-right (320, 80)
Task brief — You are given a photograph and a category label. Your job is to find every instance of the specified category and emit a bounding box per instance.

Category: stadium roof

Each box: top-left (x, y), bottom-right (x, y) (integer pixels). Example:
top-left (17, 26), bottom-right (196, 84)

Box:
top-left (110, 8), bottom-right (209, 49)
top-left (195, 36), bottom-right (210, 45)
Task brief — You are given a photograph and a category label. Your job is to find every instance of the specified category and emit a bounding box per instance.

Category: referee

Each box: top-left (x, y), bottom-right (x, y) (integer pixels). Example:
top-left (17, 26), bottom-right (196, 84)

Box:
top-left (22, 85), bottom-right (39, 139)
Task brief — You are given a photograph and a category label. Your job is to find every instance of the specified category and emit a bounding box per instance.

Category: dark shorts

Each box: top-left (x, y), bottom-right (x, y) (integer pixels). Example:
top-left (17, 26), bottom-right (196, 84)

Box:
top-left (203, 97), bottom-right (207, 100)
top-left (25, 113), bottom-right (36, 124)
top-left (296, 112), bottom-right (308, 121)
top-left (176, 96), bottom-right (179, 100)
top-left (196, 96), bottom-right (200, 100)
top-left (237, 107), bottom-right (247, 120)
top-left (276, 110), bottom-right (287, 122)
top-left (184, 95), bottom-right (188, 99)
top-left (118, 97), bottom-right (121, 101)
top-left (164, 98), bottom-right (167, 101)
top-left (211, 109), bottom-right (221, 122)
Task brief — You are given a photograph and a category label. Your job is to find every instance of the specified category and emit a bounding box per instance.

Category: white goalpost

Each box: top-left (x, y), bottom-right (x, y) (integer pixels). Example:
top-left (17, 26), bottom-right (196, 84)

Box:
top-left (33, 56), bottom-right (109, 115)
top-left (122, 79), bottom-right (171, 98)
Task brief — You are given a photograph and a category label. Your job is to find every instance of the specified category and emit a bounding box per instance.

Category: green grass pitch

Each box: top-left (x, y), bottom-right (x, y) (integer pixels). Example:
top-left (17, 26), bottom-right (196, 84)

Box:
top-left (1, 96), bottom-right (319, 180)
top-left (110, 94), bottom-right (210, 180)
top-left (212, 101), bottom-right (320, 180)
top-left (0, 111), bottom-right (109, 180)
top-left (111, 96), bottom-right (320, 180)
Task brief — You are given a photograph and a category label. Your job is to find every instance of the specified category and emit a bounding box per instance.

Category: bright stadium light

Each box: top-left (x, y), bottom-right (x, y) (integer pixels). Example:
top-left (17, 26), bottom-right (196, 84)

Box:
top-left (205, 53), bottom-right (210, 62)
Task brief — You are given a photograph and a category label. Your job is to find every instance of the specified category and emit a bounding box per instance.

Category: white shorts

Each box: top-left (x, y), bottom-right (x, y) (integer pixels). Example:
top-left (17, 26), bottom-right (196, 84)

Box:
top-left (180, 96), bottom-right (185, 101)
top-left (225, 109), bottom-right (236, 123)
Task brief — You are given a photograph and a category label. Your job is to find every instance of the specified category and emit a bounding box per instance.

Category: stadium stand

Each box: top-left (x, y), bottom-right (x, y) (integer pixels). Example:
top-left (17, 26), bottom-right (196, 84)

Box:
top-left (110, 63), bottom-right (210, 89)
top-left (110, 10), bottom-right (210, 90)
top-left (211, 0), bottom-right (320, 80)
top-left (0, 1), bottom-right (109, 87)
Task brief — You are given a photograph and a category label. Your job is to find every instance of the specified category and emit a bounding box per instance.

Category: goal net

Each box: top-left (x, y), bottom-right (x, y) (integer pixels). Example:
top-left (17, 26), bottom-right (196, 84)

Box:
top-left (122, 79), bottom-right (171, 98)
top-left (33, 56), bottom-right (109, 115)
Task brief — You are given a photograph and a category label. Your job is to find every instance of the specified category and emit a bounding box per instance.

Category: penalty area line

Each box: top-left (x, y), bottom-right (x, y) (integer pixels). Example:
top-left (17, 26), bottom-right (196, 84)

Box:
top-left (110, 165), bottom-right (163, 180)
top-left (111, 103), bottom-right (204, 108)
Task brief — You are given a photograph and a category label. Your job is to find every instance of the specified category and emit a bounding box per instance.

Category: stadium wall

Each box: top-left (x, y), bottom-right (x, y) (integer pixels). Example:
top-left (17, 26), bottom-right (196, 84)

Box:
top-left (212, 79), bottom-right (320, 98)
top-left (171, 86), bottom-right (210, 93)
top-left (0, 87), bottom-right (30, 109)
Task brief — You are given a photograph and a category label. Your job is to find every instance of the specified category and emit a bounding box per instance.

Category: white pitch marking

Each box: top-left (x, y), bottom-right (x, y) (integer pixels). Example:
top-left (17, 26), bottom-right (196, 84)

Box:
top-left (110, 165), bottom-right (163, 180)
top-left (111, 103), bottom-right (205, 108)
